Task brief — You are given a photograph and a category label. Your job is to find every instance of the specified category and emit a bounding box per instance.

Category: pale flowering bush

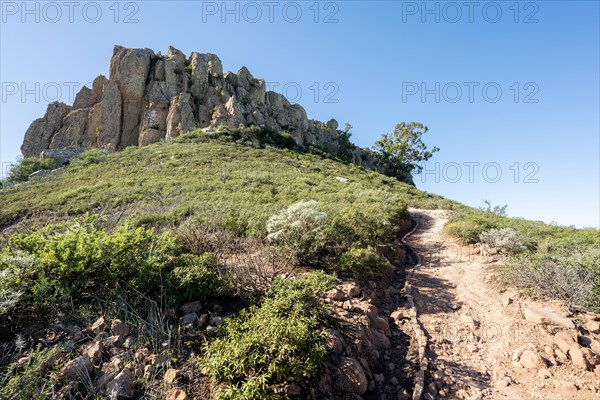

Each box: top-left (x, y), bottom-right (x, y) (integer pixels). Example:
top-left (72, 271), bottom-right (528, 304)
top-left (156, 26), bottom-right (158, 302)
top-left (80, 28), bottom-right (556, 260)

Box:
top-left (267, 200), bottom-right (326, 265)
top-left (479, 228), bottom-right (526, 255)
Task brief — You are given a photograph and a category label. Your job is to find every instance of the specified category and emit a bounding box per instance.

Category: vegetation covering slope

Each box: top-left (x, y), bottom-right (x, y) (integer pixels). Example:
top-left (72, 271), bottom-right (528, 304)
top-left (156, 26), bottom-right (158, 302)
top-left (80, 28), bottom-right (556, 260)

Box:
top-left (0, 128), bottom-right (458, 399)
top-left (445, 209), bottom-right (600, 312)
top-left (0, 127), bottom-right (598, 399)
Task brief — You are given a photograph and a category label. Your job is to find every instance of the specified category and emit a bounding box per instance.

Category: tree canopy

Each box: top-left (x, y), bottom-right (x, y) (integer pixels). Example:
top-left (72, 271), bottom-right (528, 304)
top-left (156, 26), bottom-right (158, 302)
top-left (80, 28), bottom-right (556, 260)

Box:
top-left (373, 122), bottom-right (439, 176)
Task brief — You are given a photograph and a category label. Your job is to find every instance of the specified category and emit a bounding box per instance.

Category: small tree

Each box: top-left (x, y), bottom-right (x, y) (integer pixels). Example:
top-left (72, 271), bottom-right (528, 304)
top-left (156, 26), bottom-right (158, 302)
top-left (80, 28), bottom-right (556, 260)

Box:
top-left (341, 123), bottom-right (353, 139)
top-left (479, 200), bottom-right (508, 217)
top-left (373, 122), bottom-right (439, 175)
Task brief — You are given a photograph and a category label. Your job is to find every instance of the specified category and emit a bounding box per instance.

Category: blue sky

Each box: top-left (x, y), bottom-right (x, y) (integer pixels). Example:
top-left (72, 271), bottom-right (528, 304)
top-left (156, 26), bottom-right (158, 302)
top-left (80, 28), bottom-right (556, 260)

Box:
top-left (1, 1), bottom-right (599, 228)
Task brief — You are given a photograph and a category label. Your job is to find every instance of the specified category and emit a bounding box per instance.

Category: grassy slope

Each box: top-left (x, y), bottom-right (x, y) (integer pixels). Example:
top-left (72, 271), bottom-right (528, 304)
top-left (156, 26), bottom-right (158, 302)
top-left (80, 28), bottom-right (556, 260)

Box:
top-left (1, 131), bottom-right (598, 398)
top-left (0, 133), bottom-right (461, 232)
top-left (0, 131), bottom-right (465, 398)
top-left (1, 132), bottom-right (597, 313)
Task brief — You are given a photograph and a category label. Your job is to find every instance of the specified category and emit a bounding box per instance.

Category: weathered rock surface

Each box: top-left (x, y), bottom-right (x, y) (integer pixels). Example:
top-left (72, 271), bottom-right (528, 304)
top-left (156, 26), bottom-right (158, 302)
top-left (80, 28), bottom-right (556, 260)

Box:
top-left (518, 349), bottom-right (546, 369)
top-left (334, 357), bottom-right (368, 394)
top-left (60, 355), bottom-right (92, 380)
top-left (568, 344), bottom-right (600, 370)
top-left (21, 102), bottom-right (71, 157)
top-left (522, 306), bottom-right (574, 329)
top-left (40, 147), bottom-right (85, 166)
top-left (21, 45), bottom-right (413, 184)
top-left (107, 368), bottom-right (135, 398)
top-left (554, 330), bottom-right (578, 353)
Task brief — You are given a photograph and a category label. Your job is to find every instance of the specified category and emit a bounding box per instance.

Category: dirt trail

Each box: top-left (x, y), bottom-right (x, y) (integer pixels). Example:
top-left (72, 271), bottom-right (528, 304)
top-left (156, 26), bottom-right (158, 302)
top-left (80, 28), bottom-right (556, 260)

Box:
top-left (403, 209), bottom-right (600, 400)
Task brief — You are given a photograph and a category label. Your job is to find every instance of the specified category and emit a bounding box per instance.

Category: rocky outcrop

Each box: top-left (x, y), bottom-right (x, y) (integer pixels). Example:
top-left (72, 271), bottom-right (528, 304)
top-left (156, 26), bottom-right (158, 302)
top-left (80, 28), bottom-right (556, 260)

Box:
top-left (21, 102), bottom-right (72, 157)
top-left (20, 45), bottom-right (413, 183)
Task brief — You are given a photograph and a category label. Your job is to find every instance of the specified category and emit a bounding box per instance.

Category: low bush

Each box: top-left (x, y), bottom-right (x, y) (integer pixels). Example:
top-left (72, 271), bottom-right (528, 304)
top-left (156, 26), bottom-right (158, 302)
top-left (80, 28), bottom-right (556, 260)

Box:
top-left (446, 209), bottom-right (600, 311)
top-left (444, 212), bottom-right (501, 244)
top-left (503, 241), bottom-right (600, 311)
top-left (479, 228), bottom-right (526, 255)
top-left (0, 215), bottom-right (224, 315)
top-left (338, 246), bottom-right (386, 279)
top-left (201, 271), bottom-right (335, 399)
top-left (267, 200), bottom-right (326, 265)
top-left (170, 253), bottom-right (225, 302)
top-left (176, 125), bottom-right (298, 151)
top-left (6, 157), bottom-right (56, 183)
top-left (0, 343), bottom-right (65, 400)
top-left (68, 149), bottom-right (108, 169)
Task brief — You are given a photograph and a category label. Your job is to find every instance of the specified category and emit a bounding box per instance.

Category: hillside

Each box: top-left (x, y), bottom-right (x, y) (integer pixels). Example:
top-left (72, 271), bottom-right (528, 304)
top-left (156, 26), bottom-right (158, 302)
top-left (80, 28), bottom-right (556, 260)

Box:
top-left (1, 45), bottom-right (599, 400)
top-left (1, 130), bottom-right (599, 399)
top-left (0, 130), bottom-right (459, 399)
top-left (0, 129), bottom-right (456, 231)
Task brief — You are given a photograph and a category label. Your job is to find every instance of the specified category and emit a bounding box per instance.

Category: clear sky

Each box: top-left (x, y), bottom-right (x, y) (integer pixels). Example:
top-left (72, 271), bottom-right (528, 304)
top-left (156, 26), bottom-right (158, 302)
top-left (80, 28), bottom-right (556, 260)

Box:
top-left (1, 1), bottom-right (599, 228)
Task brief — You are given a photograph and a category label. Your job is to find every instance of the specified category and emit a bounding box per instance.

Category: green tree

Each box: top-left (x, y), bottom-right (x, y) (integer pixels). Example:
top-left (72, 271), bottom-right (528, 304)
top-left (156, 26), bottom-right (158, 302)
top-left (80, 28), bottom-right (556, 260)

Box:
top-left (373, 122), bottom-right (439, 175)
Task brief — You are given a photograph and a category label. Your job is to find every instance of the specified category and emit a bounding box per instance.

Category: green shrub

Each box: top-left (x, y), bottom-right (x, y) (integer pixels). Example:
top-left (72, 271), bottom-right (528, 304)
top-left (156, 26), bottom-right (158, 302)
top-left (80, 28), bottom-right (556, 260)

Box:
top-left (201, 271), bottom-right (335, 399)
top-left (186, 125), bottom-right (298, 150)
top-left (0, 216), bottom-right (186, 309)
top-left (0, 252), bottom-right (36, 314)
top-left (68, 149), bottom-right (107, 169)
top-left (0, 343), bottom-right (65, 400)
top-left (326, 202), bottom-right (406, 249)
top-left (338, 246), bottom-right (386, 279)
top-left (170, 253), bottom-right (224, 302)
top-left (7, 157), bottom-right (56, 183)
top-left (444, 212), bottom-right (501, 244)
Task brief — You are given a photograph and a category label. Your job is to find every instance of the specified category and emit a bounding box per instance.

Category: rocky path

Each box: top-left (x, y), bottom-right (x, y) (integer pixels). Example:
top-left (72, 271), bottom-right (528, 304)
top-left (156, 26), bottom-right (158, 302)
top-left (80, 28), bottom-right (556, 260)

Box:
top-left (403, 209), bottom-right (600, 400)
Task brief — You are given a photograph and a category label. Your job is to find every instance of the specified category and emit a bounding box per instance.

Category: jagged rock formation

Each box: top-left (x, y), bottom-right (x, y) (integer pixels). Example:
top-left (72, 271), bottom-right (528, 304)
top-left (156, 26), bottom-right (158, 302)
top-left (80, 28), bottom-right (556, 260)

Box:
top-left (21, 45), bottom-right (411, 182)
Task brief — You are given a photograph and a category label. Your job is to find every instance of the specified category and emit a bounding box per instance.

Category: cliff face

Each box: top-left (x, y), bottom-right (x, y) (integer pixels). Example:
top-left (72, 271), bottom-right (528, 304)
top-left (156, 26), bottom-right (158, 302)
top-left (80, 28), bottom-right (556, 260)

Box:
top-left (21, 45), bottom-right (410, 182)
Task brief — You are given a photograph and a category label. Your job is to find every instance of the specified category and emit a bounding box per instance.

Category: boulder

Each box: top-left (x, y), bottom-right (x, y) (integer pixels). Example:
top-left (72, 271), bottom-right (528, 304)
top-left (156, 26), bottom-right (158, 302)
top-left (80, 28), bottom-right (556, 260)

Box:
top-left (50, 109), bottom-right (89, 148)
top-left (554, 330), bottom-right (578, 353)
top-left (333, 357), bottom-right (367, 395)
top-left (371, 316), bottom-right (391, 336)
top-left (371, 329), bottom-right (391, 349)
top-left (61, 356), bottom-right (92, 380)
top-left (518, 350), bottom-right (546, 369)
top-left (180, 312), bottom-right (197, 326)
top-left (82, 102), bottom-right (102, 147)
top-left (164, 368), bottom-right (178, 384)
top-left (166, 388), bottom-right (188, 400)
top-left (91, 316), bottom-right (107, 333)
top-left (83, 340), bottom-right (103, 364)
top-left (324, 329), bottom-right (345, 355)
top-left (107, 368), bottom-right (135, 398)
top-left (111, 319), bottom-right (128, 338)
top-left (569, 344), bottom-right (600, 370)
top-left (180, 301), bottom-right (202, 315)
top-left (97, 80), bottom-right (122, 151)
top-left (166, 93), bottom-right (198, 139)
top-left (586, 320), bottom-right (600, 334)
top-left (73, 87), bottom-right (96, 109)
top-left (149, 352), bottom-right (170, 368)
top-left (40, 147), bottom-right (85, 166)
